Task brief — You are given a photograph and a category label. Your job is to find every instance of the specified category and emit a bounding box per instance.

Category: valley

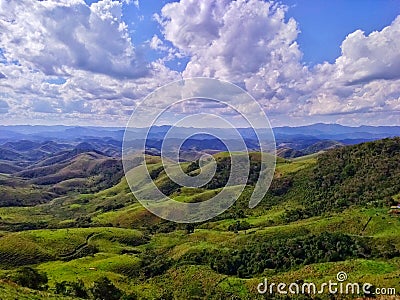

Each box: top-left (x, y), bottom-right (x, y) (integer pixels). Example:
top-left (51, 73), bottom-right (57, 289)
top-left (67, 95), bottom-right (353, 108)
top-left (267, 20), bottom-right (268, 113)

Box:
top-left (0, 126), bottom-right (399, 299)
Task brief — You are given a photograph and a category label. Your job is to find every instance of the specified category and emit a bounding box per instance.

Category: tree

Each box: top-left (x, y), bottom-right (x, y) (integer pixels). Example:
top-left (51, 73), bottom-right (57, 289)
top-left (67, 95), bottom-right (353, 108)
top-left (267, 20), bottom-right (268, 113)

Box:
top-left (90, 277), bottom-right (122, 300)
top-left (12, 267), bottom-right (48, 290)
top-left (186, 223), bottom-right (195, 234)
top-left (55, 279), bottom-right (88, 298)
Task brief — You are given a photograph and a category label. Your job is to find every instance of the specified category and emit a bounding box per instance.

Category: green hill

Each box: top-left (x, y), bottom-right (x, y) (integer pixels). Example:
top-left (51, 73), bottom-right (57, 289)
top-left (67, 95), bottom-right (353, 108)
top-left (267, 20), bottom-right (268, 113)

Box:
top-left (0, 138), bottom-right (399, 299)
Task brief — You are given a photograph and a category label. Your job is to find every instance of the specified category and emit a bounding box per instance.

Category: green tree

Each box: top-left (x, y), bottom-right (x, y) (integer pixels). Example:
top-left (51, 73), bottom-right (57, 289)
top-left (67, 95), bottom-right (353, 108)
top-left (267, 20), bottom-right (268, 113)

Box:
top-left (12, 267), bottom-right (48, 290)
top-left (90, 277), bottom-right (122, 300)
top-left (186, 223), bottom-right (195, 234)
top-left (55, 279), bottom-right (88, 298)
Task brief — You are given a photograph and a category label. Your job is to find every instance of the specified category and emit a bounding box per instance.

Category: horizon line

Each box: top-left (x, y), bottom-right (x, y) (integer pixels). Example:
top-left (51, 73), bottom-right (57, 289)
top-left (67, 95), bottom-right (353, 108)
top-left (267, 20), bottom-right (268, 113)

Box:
top-left (1, 122), bottom-right (400, 129)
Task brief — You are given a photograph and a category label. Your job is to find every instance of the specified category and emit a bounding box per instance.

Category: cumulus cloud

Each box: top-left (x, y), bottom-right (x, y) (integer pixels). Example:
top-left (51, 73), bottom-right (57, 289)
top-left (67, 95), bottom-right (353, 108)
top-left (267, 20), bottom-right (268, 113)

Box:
top-left (0, 0), bottom-right (147, 79)
top-left (156, 0), bottom-right (400, 124)
top-left (299, 16), bottom-right (400, 119)
top-left (156, 0), bottom-right (309, 118)
top-left (149, 35), bottom-right (169, 52)
top-left (158, 0), bottom-right (304, 79)
top-left (0, 0), bottom-right (180, 124)
top-left (0, 0), bottom-right (399, 126)
top-left (336, 16), bottom-right (400, 85)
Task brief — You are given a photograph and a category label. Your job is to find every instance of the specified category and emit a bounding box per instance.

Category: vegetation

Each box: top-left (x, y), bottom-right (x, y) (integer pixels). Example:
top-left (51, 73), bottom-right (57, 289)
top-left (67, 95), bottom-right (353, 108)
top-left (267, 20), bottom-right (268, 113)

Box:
top-left (55, 279), bottom-right (88, 298)
top-left (0, 138), bottom-right (399, 298)
top-left (90, 277), bottom-right (123, 300)
top-left (11, 267), bottom-right (48, 290)
top-left (210, 232), bottom-right (372, 277)
top-left (283, 137), bottom-right (400, 221)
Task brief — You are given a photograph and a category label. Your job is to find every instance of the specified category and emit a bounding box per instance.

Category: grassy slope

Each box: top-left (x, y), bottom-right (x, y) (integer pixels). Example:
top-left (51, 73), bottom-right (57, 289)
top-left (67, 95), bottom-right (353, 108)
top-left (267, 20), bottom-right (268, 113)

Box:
top-left (0, 280), bottom-right (74, 300)
top-left (0, 145), bottom-right (399, 299)
top-left (20, 206), bottom-right (397, 298)
top-left (0, 205), bottom-right (397, 298)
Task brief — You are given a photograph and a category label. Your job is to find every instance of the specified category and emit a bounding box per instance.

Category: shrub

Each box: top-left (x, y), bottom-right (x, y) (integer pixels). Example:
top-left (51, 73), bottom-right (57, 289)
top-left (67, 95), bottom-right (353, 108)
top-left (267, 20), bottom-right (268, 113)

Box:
top-left (90, 277), bottom-right (123, 300)
top-left (55, 279), bottom-right (88, 298)
top-left (12, 267), bottom-right (48, 290)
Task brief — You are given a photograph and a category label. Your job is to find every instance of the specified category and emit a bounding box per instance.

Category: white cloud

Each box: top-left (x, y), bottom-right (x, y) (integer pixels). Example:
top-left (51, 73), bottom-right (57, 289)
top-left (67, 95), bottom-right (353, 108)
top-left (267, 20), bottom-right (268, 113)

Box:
top-left (158, 0), bottom-right (304, 79)
top-left (336, 16), bottom-right (400, 85)
top-left (149, 34), bottom-right (170, 53)
top-left (299, 16), bottom-right (400, 119)
top-left (0, 0), bottom-right (181, 124)
top-left (156, 0), bottom-right (309, 117)
top-left (0, 0), bottom-right (399, 126)
top-left (157, 1), bottom-right (400, 124)
top-left (0, 0), bottom-right (147, 79)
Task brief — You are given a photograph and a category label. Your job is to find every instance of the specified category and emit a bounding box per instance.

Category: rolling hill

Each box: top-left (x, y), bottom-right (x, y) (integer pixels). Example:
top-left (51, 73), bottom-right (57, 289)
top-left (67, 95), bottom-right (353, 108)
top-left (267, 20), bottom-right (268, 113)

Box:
top-left (0, 137), bottom-right (398, 299)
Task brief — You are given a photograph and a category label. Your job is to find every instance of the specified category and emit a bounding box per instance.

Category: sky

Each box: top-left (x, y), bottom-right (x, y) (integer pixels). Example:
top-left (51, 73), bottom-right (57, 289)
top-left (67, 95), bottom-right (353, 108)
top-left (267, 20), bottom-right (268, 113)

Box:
top-left (0, 0), bottom-right (400, 127)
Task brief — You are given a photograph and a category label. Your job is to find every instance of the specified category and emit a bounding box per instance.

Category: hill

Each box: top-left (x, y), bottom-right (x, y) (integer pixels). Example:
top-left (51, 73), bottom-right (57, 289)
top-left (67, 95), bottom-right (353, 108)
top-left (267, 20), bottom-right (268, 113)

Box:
top-left (0, 138), bottom-right (398, 298)
top-left (0, 147), bottom-right (124, 206)
top-left (299, 137), bottom-right (400, 218)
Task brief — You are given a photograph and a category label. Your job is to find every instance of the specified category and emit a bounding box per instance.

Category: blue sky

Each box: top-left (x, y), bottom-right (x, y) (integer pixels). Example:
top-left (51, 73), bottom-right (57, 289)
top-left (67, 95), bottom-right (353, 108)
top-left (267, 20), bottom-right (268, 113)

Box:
top-left (118, 0), bottom-right (400, 67)
top-left (116, 0), bottom-right (400, 69)
top-left (283, 0), bottom-right (400, 65)
top-left (0, 0), bottom-right (400, 127)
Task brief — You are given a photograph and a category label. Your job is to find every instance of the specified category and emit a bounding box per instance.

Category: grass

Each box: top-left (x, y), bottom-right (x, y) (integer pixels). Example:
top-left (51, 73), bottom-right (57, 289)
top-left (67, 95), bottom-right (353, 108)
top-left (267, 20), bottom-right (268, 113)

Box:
top-left (172, 188), bottom-right (221, 203)
top-left (0, 227), bottom-right (146, 269)
top-left (245, 258), bottom-right (400, 294)
top-left (0, 151), bottom-right (400, 298)
top-left (92, 203), bottom-right (159, 228)
top-left (38, 253), bottom-right (139, 292)
top-left (0, 206), bottom-right (54, 224)
top-left (0, 185), bottom-right (51, 207)
top-left (0, 280), bottom-right (74, 299)
top-left (275, 155), bottom-right (317, 177)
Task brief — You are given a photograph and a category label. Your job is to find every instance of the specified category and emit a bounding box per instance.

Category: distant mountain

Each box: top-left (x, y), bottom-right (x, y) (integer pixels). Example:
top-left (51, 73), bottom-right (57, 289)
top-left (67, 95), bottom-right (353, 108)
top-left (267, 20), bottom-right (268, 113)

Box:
top-left (0, 124), bottom-right (398, 161)
top-left (0, 147), bottom-right (24, 161)
top-left (0, 138), bottom-right (121, 167)
top-left (303, 140), bottom-right (343, 154)
top-left (0, 140), bottom-right (74, 164)
top-left (274, 123), bottom-right (400, 142)
top-left (0, 125), bottom-right (125, 142)
top-left (1, 123), bottom-right (398, 142)
top-left (17, 151), bottom-right (120, 184)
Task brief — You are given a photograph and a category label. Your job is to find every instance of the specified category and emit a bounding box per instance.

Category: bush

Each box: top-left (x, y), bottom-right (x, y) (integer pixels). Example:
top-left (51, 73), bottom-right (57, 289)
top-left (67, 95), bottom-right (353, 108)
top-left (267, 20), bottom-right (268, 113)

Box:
top-left (55, 279), bottom-right (88, 298)
top-left (90, 277), bottom-right (123, 300)
top-left (307, 138), bottom-right (400, 216)
top-left (228, 220), bottom-right (251, 232)
top-left (139, 250), bottom-right (172, 279)
top-left (210, 232), bottom-right (372, 278)
top-left (12, 267), bottom-right (48, 290)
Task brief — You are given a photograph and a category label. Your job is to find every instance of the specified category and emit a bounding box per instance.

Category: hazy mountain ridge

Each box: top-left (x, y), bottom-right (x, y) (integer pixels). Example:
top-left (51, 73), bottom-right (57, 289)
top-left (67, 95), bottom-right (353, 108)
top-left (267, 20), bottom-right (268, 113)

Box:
top-left (1, 123), bottom-right (399, 142)
top-left (1, 124), bottom-right (398, 162)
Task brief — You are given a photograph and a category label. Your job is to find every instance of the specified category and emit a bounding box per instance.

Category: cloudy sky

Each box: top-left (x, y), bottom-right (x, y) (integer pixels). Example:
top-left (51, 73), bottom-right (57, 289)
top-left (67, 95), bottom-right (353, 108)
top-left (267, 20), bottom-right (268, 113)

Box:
top-left (0, 0), bottom-right (399, 127)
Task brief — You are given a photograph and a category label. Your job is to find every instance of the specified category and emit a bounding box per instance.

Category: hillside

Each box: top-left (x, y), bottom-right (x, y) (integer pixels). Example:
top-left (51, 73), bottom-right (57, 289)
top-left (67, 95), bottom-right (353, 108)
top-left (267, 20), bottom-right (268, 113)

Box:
top-left (0, 148), bottom-right (124, 206)
top-left (0, 138), bottom-right (398, 299)
top-left (299, 137), bottom-right (400, 219)
top-left (17, 151), bottom-right (123, 190)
